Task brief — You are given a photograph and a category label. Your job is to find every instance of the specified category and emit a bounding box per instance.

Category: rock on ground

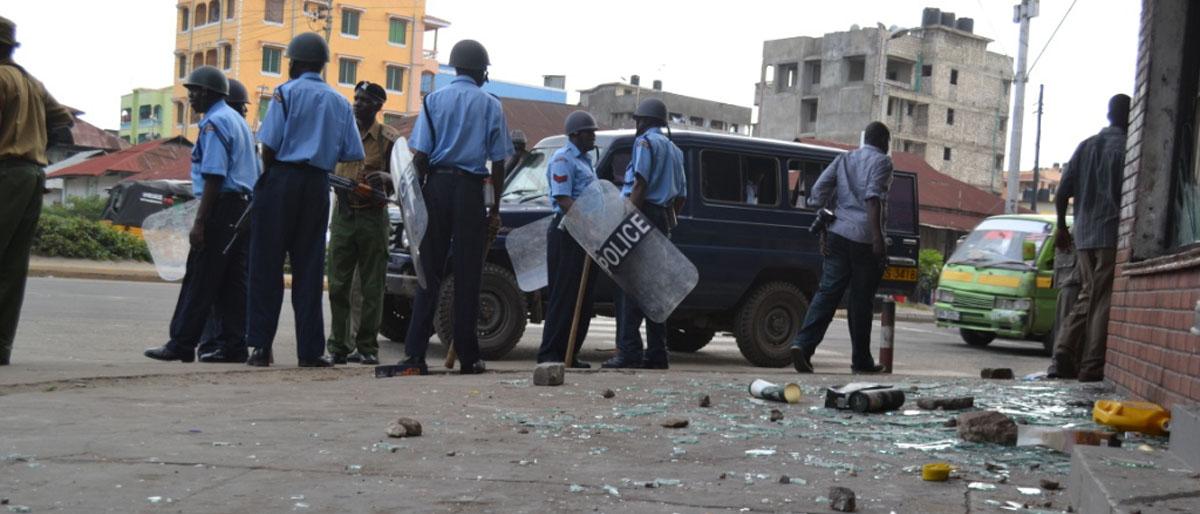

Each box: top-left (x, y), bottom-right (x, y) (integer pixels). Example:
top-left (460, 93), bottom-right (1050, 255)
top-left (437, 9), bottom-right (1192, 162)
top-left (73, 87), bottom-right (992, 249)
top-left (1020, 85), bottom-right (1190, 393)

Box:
top-left (533, 363), bottom-right (565, 386)
top-left (660, 418), bottom-right (689, 429)
top-left (387, 417), bottom-right (423, 438)
top-left (957, 410), bottom-right (1017, 446)
top-left (980, 368), bottom-right (1015, 379)
top-left (829, 486), bottom-right (857, 512)
top-left (916, 396), bottom-right (975, 410)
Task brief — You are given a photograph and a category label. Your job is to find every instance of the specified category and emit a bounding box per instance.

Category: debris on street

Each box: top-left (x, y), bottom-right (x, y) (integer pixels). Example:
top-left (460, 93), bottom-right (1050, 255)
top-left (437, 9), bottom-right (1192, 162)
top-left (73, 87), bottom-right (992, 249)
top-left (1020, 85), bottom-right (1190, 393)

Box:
top-left (828, 486), bottom-right (857, 512)
top-left (981, 368), bottom-right (1016, 379)
top-left (769, 409), bottom-right (784, 422)
top-left (957, 410), bottom-right (1018, 445)
top-left (748, 379), bottom-right (802, 403)
top-left (601, 388), bottom-right (616, 399)
top-left (824, 383), bottom-right (906, 413)
top-left (533, 362), bottom-right (565, 386)
top-left (660, 417), bottom-right (689, 429)
top-left (698, 394), bottom-right (711, 408)
top-left (916, 396), bottom-right (975, 411)
top-left (386, 417), bottom-right (423, 438)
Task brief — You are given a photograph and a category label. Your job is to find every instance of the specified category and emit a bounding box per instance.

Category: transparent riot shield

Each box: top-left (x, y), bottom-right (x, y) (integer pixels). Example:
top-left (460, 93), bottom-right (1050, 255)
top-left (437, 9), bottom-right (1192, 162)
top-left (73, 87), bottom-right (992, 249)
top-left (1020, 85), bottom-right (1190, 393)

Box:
top-left (389, 137), bottom-right (429, 289)
top-left (505, 215), bottom-right (553, 292)
top-left (560, 181), bottom-right (698, 323)
top-left (142, 200), bottom-right (200, 282)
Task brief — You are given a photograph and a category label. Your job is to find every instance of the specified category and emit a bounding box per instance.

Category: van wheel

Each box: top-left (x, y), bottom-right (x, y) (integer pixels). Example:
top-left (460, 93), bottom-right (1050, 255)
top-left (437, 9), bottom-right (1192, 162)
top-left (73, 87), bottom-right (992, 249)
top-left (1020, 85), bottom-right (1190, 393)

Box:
top-left (435, 263), bottom-right (527, 360)
top-left (666, 326), bottom-right (716, 353)
top-left (735, 282), bottom-right (808, 368)
top-left (960, 329), bottom-right (996, 347)
top-left (379, 294), bottom-right (410, 342)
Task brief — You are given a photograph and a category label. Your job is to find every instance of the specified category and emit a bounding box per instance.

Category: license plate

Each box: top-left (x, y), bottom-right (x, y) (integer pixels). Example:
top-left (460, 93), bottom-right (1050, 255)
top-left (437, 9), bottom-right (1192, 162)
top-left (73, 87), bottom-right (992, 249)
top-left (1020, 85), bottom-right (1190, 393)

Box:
top-left (936, 309), bottom-right (961, 321)
top-left (883, 266), bottom-right (918, 282)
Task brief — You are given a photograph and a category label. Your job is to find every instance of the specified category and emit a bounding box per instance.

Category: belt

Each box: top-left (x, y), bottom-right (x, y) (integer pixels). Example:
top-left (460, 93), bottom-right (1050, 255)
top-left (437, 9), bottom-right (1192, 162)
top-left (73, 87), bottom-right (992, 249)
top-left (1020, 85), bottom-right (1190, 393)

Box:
top-left (277, 161), bottom-right (328, 174)
top-left (433, 167), bottom-right (484, 178)
top-left (219, 192), bottom-right (251, 202)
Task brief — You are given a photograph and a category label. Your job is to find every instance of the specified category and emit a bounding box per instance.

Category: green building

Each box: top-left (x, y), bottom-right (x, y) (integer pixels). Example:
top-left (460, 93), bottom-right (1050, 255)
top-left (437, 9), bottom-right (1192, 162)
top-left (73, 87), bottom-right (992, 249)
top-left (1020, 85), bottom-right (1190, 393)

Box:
top-left (119, 87), bottom-right (175, 144)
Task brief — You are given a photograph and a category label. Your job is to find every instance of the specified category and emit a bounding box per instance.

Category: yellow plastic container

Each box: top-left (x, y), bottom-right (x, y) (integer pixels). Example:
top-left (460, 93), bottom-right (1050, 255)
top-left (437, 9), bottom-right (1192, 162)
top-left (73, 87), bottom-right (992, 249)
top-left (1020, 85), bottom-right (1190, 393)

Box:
top-left (1093, 400), bottom-right (1171, 436)
top-left (922, 463), bottom-right (952, 482)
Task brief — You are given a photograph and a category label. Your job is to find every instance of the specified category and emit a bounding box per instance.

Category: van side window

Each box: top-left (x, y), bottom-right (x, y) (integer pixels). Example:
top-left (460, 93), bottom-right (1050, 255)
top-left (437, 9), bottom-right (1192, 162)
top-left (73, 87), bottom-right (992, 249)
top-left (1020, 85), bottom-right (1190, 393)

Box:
top-left (699, 151), bottom-right (780, 206)
top-left (886, 174), bottom-right (917, 233)
top-left (600, 147), bottom-right (632, 184)
top-left (787, 158), bottom-right (827, 209)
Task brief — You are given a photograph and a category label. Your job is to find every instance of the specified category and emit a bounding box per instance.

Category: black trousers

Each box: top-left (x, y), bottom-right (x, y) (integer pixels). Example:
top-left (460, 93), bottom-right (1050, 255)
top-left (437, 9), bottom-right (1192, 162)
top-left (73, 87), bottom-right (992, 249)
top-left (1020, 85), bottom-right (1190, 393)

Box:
top-left (165, 194), bottom-right (249, 354)
top-left (614, 204), bottom-right (672, 364)
top-left (246, 163), bottom-right (330, 361)
top-left (405, 172), bottom-right (487, 366)
top-left (537, 213), bottom-right (598, 363)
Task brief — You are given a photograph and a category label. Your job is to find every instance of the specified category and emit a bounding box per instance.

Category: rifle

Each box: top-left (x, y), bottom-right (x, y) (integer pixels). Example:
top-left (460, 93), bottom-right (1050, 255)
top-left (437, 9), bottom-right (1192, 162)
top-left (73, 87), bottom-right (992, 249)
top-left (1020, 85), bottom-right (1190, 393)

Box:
top-left (328, 174), bottom-right (399, 206)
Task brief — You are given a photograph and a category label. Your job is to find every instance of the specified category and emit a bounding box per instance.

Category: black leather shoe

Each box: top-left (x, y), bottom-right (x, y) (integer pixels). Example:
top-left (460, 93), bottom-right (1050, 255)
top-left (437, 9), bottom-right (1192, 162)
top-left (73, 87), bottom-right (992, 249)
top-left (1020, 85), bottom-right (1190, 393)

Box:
top-left (246, 348), bottom-right (272, 367)
top-left (642, 360), bottom-right (669, 370)
top-left (144, 345), bottom-right (194, 363)
top-left (299, 356), bottom-right (334, 368)
top-left (359, 354), bottom-right (379, 365)
top-left (569, 360), bottom-right (592, 369)
top-left (791, 347), bottom-right (813, 373)
top-left (331, 353), bottom-right (348, 365)
top-left (199, 348), bottom-right (248, 363)
top-left (401, 356), bottom-right (427, 367)
top-left (346, 352), bottom-right (364, 363)
top-left (0, 356), bottom-right (9, 365)
top-left (601, 357), bottom-right (642, 369)
top-left (851, 364), bottom-right (886, 374)
top-left (461, 360), bottom-right (487, 375)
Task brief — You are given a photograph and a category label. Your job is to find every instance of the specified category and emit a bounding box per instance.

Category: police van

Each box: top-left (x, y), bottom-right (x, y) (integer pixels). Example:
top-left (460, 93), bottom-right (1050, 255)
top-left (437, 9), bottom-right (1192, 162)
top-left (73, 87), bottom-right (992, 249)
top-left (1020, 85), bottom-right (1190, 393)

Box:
top-left (383, 129), bottom-right (920, 367)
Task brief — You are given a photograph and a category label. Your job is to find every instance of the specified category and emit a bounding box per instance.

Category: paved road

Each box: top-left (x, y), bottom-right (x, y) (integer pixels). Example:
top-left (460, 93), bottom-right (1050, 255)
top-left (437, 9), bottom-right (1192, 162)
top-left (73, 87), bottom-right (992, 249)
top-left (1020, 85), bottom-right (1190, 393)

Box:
top-left (5, 277), bottom-right (1051, 385)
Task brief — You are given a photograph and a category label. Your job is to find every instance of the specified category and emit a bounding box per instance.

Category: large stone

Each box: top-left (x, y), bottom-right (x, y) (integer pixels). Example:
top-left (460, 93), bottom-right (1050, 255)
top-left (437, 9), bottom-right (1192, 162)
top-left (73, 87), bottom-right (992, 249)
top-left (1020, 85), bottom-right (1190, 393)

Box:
top-left (660, 418), bottom-right (689, 429)
top-left (980, 368), bottom-right (1015, 379)
top-left (386, 417), bottom-right (422, 438)
top-left (957, 411), bottom-right (1018, 446)
top-left (916, 396), bottom-right (975, 411)
top-left (828, 486), bottom-right (857, 512)
top-left (533, 363), bottom-right (565, 386)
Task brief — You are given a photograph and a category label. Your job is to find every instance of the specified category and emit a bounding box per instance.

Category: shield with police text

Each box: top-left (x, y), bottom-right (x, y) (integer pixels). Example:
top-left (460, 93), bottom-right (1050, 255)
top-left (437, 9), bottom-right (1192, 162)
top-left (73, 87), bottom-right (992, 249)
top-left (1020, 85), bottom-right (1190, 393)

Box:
top-left (505, 215), bottom-right (554, 292)
top-left (389, 137), bottom-right (430, 289)
top-left (561, 181), bottom-right (698, 323)
top-left (142, 199), bottom-right (200, 281)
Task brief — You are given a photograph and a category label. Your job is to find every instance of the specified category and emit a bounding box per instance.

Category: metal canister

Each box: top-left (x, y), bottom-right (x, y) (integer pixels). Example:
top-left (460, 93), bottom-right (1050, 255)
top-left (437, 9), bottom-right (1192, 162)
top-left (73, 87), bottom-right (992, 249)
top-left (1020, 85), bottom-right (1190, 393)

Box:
top-left (849, 388), bottom-right (906, 413)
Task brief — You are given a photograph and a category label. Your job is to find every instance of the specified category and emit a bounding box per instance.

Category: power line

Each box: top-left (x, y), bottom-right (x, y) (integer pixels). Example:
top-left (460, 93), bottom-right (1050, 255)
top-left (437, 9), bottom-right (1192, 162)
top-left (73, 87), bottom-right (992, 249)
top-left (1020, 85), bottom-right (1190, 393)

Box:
top-left (1027, 0), bottom-right (1079, 76)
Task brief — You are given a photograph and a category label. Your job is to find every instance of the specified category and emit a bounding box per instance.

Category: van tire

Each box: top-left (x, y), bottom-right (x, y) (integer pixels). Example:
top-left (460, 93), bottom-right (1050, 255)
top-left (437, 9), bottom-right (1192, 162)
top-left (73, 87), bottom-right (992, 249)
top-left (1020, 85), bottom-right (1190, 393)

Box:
top-left (735, 282), bottom-right (808, 368)
top-left (960, 328), bottom-right (996, 347)
top-left (379, 294), bottom-right (410, 342)
top-left (666, 327), bottom-right (716, 353)
top-left (434, 263), bottom-right (527, 360)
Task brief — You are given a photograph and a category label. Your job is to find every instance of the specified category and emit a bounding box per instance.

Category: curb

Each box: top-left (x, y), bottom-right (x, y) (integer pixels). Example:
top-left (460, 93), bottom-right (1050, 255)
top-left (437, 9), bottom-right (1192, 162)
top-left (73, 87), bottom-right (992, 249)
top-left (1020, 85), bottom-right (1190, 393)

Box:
top-left (28, 260), bottom-right (312, 289)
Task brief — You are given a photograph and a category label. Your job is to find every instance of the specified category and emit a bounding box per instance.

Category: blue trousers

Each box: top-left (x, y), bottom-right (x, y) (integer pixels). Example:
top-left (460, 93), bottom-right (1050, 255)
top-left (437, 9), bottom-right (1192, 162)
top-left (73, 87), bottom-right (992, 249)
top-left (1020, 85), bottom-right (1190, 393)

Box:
top-left (614, 204), bottom-right (671, 365)
top-left (404, 173), bottom-right (486, 366)
top-left (165, 194), bottom-right (249, 354)
top-left (790, 233), bottom-right (885, 370)
top-left (245, 163), bottom-right (329, 361)
top-left (537, 213), bottom-right (597, 363)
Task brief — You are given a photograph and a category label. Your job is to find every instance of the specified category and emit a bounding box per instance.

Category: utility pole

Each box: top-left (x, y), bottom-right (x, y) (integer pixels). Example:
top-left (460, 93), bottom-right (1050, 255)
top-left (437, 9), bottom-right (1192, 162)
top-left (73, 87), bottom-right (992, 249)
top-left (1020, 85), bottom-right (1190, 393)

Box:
top-left (1031, 84), bottom-right (1044, 212)
top-left (318, 5), bottom-right (333, 81)
top-left (1006, 0), bottom-right (1038, 213)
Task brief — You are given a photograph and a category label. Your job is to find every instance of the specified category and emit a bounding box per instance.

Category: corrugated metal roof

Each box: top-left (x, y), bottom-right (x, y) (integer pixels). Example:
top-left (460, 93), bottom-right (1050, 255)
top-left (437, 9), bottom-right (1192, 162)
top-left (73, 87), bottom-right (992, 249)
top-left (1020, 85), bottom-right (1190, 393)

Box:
top-left (388, 97), bottom-right (596, 150)
top-left (47, 136), bottom-right (192, 180)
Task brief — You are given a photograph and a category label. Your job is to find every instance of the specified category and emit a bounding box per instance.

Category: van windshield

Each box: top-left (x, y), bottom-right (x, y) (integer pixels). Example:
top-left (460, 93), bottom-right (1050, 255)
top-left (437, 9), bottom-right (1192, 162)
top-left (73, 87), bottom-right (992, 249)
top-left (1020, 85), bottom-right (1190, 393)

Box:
top-left (501, 144), bottom-right (607, 205)
top-left (947, 218), bottom-right (1051, 270)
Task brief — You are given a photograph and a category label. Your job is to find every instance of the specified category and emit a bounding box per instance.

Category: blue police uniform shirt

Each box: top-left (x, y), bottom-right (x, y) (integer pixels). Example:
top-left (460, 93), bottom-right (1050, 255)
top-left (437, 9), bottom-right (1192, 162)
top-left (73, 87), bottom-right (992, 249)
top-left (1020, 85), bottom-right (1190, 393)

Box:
top-left (409, 75), bottom-right (511, 175)
top-left (621, 127), bottom-right (687, 205)
top-left (191, 99), bottom-right (259, 196)
top-left (546, 141), bottom-right (595, 214)
top-left (257, 72), bottom-right (364, 172)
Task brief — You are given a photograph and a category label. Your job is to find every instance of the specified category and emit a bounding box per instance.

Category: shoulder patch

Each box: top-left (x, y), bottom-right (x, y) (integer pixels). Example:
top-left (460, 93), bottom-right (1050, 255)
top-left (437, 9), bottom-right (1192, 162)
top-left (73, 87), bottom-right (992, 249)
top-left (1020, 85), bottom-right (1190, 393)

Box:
top-left (638, 139), bottom-right (651, 149)
top-left (272, 90), bottom-right (284, 103)
top-left (552, 174), bottom-right (569, 183)
top-left (379, 124), bottom-right (400, 142)
top-left (204, 124), bottom-right (217, 133)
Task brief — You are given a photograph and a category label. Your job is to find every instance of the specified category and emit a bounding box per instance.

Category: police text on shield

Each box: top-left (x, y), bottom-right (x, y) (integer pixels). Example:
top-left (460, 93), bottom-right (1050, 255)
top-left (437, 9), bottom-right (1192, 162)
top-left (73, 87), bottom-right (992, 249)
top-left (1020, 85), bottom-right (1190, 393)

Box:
top-left (594, 211), bottom-right (654, 274)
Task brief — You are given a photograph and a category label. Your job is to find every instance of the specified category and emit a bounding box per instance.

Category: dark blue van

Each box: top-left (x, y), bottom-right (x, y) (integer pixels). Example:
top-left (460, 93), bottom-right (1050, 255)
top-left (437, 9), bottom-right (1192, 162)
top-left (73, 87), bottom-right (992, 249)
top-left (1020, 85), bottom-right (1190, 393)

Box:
top-left (382, 129), bottom-right (920, 367)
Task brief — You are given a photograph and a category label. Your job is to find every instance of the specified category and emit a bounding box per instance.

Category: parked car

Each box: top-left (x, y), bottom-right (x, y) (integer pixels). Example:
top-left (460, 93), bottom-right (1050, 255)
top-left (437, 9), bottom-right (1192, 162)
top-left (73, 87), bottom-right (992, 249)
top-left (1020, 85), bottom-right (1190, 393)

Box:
top-left (101, 180), bottom-right (194, 238)
top-left (933, 214), bottom-right (1072, 355)
top-left (383, 129), bottom-right (920, 367)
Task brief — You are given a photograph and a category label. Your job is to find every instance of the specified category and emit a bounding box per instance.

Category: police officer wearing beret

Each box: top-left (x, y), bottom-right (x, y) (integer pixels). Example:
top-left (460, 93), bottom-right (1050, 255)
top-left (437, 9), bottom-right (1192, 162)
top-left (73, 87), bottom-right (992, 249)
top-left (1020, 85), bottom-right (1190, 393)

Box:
top-left (537, 111), bottom-right (600, 368)
top-left (144, 66), bottom-right (258, 363)
top-left (602, 98), bottom-right (687, 370)
top-left (400, 39), bottom-right (511, 375)
top-left (248, 33), bottom-right (365, 368)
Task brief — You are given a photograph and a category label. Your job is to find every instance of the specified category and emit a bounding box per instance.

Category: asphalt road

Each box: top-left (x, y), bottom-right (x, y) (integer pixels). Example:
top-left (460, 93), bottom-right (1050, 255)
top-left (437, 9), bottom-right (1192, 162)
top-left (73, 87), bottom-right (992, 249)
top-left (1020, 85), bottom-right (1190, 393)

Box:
top-left (4, 277), bottom-right (1051, 385)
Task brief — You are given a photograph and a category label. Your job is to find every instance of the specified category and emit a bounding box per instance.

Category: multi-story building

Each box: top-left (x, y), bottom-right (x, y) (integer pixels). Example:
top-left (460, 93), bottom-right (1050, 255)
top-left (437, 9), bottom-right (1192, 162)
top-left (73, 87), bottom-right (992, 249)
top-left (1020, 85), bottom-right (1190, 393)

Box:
top-left (755, 8), bottom-right (1014, 191)
top-left (119, 87), bottom-right (176, 144)
top-left (172, 0), bottom-right (447, 139)
top-left (579, 80), bottom-right (752, 135)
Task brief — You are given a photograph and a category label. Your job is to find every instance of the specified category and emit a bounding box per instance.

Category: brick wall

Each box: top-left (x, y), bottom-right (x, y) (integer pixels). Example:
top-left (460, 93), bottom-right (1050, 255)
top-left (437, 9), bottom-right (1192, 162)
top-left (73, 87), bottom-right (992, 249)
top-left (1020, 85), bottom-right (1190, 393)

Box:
top-left (1106, 0), bottom-right (1200, 408)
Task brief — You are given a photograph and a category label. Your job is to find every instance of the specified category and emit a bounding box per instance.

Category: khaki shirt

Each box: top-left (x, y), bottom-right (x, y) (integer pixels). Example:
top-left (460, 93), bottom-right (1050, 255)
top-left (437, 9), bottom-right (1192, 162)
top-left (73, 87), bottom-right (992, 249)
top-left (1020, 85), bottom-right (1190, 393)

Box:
top-left (0, 59), bottom-right (73, 165)
top-left (334, 121), bottom-right (397, 179)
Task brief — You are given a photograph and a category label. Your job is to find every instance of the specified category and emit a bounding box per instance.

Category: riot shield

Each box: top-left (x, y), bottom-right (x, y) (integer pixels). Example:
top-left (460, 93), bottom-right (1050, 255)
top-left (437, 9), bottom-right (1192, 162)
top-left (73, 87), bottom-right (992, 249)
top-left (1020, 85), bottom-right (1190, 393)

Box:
top-left (560, 181), bottom-right (698, 323)
top-left (142, 199), bottom-right (199, 282)
top-left (389, 137), bottom-right (429, 289)
top-left (505, 215), bottom-right (553, 292)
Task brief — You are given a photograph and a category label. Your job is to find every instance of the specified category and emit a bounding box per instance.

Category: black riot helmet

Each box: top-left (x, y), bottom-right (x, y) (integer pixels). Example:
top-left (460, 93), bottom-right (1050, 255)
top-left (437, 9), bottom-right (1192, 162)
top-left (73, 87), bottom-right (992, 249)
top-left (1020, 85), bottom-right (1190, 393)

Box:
top-left (286, 32), bottom-right (330, 64)
top-left (227, 79), bottom-right (249, 105)
top-left (183, 66), bottom-right (229, 96)
top-left (448, 39), bottom-right (490, 71)
top-left (633, 97), bottom-right (668, 125)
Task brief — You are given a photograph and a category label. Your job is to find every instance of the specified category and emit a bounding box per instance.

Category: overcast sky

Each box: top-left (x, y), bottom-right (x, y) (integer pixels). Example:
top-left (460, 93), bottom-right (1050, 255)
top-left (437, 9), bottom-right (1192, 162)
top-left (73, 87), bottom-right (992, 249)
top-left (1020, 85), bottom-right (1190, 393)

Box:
top-left (7, 0), bottom-right (1138, 169)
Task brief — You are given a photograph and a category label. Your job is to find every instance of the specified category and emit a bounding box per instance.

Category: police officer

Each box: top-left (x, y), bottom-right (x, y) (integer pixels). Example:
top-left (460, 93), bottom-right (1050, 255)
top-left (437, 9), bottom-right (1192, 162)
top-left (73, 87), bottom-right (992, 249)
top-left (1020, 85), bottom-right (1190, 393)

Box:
top-left (0, 16), bottom-right (74, 366)
top-left (225, 79), bottom-right (250, 117)
top-left (602, 98), bottom-right (687, 370)
top-left (327, 81), bottom-right (396, 366)
top-left (144, 66), bottom-right (258, 363)
top-left (400, 39), bottom-right (511, 375)
top-left (537, 111), bottom-right (599, 368)
top-left (248, 32), bottom-right (365, 367)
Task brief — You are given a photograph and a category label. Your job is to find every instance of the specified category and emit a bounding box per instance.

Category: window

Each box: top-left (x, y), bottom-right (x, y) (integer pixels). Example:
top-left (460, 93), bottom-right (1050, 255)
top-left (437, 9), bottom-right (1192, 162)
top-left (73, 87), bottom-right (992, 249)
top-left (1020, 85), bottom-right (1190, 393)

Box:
top-left (950, 68), bottom-right (959, 85)
top-left (264, 0), bottom-right (284, 23)
top-left (805, 60), bottom-right (821, 85)
top-left (943, 147), bottom-right (952, 161)
top-left (386, 65), bottom-right (406, 93)
top-left (338, 58), bottom-right (358, 85)
top-left (194, 4), bottom-right (207, 27)
top-left (729, 123), bottom-right (740, 134)
top-left (192, 52), bottom-right (203, 71)
top-left (383, 113), bottom-right (403, 127)
top-left (341, 9), bottom-right (360, 37)
top-left (887, 97), bottom-right (895, 116)
top-left (846, 56), bottom-right (866, 82)
top-left (710, 120), bottom-right (725, 131)
top-left (420, 71), bottom-right (435, 96)
top-left (138, 105), bottom-right (152, 121)
top-left (222, 44), bottom-right (233, 70)
top-left (205, 49), bottom-right (218, 67)
top-left (179, 7), bottom-right (190, 31)
top-left (922, 65), bottom-right (933, 77)
top-left (388, 18), bottom-right (408, 45)
top-left (689, 116), bottom-right (705, 127)
top-left (261, 46), bottom-right (282, 74)
top-left (138, 133), bottom-right (151, 143)
top-left (177, 54), bottom-right (188, 78)
top-left (906, 101), bottom-right (914, 116)
top-left (256, 96), bottom-right (271, 125)
top-left (174, 101), bottom-right (185, 125)
top-left (946, 108), bottom-right (955, 125)
top-left (669, 112), bottom-right (686, 124)
top-left (801, 99), bottom-right (818, 132)
top-left (120, 108), bottom-right (131, 125)
top-left (700, 150), bottom-right (780, 206)
top-left (777, 62), bottom-right (798, 92)
top-left (226, 0), bottom-right (235, 19)
top-left (787, 158), bottom-right (827, 209)
top-left (209, 1), bottom-right (221, 23)
top-left (153, 105), bottom-right (162, 123)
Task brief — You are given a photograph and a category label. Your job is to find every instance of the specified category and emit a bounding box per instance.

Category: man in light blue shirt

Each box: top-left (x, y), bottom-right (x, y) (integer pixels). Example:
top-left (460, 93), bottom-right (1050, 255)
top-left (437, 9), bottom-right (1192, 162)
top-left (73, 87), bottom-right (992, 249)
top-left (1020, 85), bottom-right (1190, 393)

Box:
top-left (605, 98), bottom-right (687, 370)
top-left (791, 121), bottom-right (893, 374)
top-left (245, 32), bottom-right (364, 369)
top-left (399, 39), bottom-right (511, 375)
top-left (538, 111), bottom-right (599, 367)
top-left (144, 66), bottom-right (258, 364)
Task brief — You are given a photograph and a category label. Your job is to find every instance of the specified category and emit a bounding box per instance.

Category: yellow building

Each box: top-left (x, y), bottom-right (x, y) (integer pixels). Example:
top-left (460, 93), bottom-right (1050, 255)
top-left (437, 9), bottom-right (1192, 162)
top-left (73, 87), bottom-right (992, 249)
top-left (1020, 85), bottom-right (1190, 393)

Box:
top-left (172, 0), bottom-right (447, 140)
